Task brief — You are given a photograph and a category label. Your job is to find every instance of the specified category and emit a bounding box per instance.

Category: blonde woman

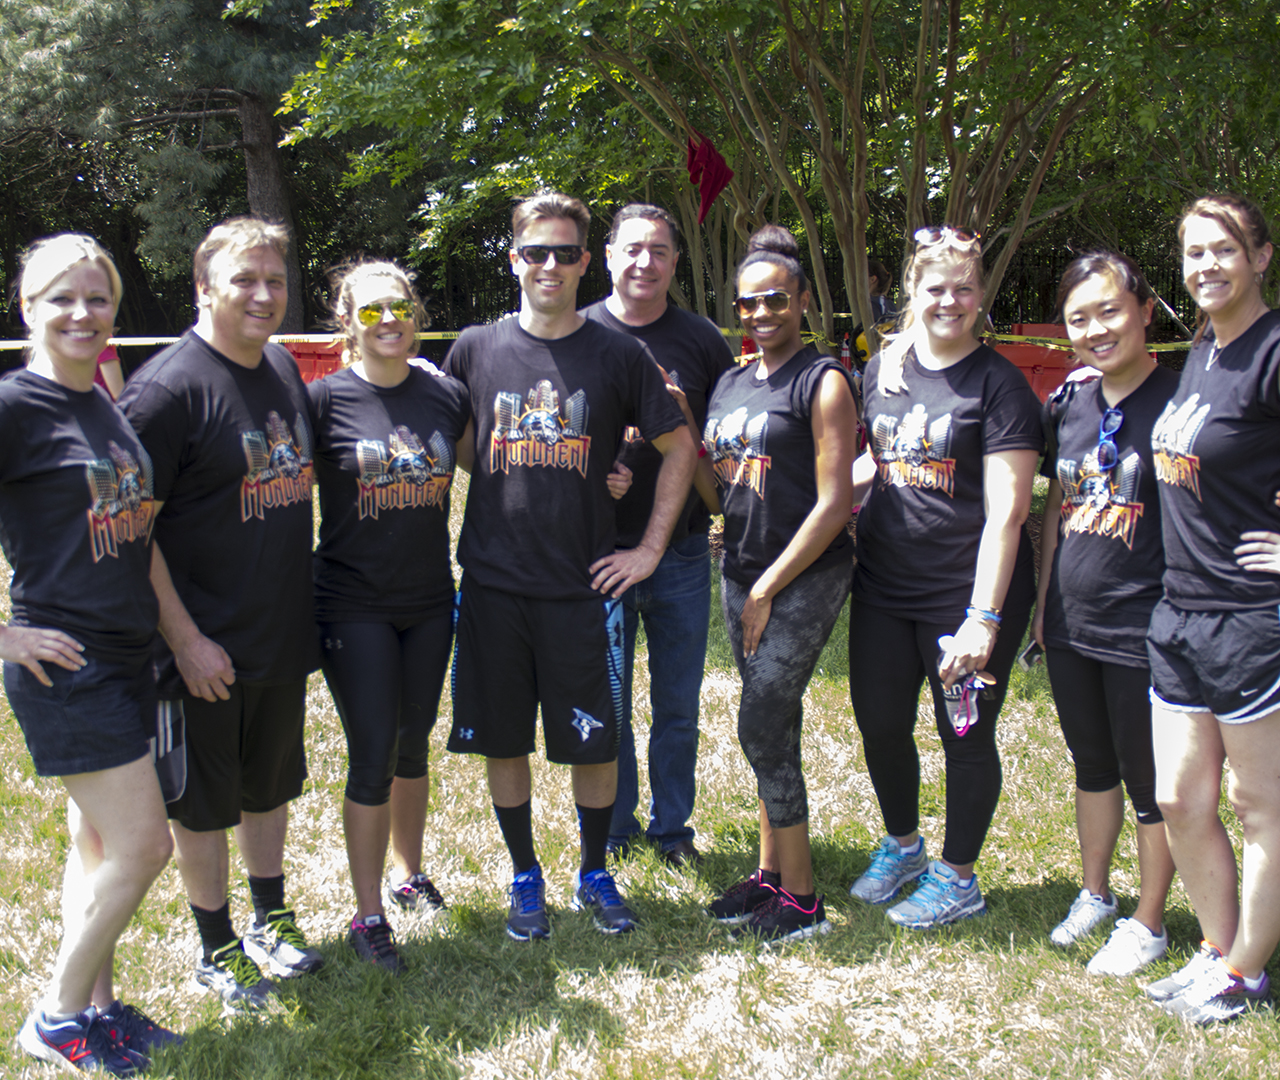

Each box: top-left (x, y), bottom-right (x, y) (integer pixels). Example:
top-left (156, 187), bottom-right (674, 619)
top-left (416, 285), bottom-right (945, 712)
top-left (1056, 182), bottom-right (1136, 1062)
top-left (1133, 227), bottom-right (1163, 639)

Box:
top-left (3, 235), bottom-right (176, 1073)
top-left (311, 261), bottom-right (473, 971)
top-left (847, 227), bottom-right (1042, 927)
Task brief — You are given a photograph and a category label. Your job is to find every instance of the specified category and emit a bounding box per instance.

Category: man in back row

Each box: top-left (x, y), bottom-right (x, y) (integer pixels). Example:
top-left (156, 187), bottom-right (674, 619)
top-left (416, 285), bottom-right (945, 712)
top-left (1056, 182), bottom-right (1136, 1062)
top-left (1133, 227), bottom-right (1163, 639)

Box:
top-left (581, 204), bottom-right (734, 866)
top-left (443, 192), bottom-right (697, 938)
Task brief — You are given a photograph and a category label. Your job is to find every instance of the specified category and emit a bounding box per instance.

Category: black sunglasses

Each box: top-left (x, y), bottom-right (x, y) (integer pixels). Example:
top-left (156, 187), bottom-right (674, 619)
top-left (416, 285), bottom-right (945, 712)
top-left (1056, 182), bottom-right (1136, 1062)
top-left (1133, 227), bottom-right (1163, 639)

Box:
top-left (515, 245), bottom-right (585, 266)
top-left (734, 290), bottom-right (792, 317)
top-left (913, 225), bottom-right (981, 246)
top-left (1096, 407), bottom-right (1124, 470)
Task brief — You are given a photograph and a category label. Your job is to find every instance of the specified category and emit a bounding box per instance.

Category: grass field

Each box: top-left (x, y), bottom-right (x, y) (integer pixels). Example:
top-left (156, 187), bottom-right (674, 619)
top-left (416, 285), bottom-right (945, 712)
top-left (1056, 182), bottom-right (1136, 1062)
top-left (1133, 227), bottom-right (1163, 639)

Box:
top-left (2, 477), bottom-right (1278, 1079)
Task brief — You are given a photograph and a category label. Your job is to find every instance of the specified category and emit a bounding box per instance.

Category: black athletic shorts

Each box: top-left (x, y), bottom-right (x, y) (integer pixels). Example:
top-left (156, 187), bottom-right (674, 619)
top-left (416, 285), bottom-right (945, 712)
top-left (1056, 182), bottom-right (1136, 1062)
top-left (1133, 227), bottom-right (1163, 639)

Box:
top-left (1148, 598), bottom-right (1280, 724)
top-left (166, 677), bottom-right (308, 830)
top-left (448, 579), bottom-right (623, 765)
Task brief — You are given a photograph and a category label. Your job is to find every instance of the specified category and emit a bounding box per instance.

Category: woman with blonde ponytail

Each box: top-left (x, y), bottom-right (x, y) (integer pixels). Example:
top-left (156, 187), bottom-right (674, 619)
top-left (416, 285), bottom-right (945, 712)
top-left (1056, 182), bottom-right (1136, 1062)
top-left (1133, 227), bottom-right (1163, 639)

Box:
top-left (845, 227), bottom-right (1043, 928)
top-left (309, 261), bottom-right (474, 972)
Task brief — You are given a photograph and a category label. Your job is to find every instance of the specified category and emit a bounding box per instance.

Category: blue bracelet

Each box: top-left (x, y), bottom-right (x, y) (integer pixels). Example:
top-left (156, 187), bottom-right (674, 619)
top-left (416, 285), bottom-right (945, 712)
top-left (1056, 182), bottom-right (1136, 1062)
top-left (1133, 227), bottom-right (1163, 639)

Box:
top-left (965, 606), bottom-right (1002, 626)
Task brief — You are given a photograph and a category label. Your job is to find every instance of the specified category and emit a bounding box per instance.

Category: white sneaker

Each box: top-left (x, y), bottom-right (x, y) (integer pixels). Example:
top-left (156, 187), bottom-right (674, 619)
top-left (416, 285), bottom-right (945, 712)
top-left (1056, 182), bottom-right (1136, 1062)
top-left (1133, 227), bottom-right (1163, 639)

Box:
top-left (1086, 917), bottom-right (1167, 976)
top-left (1049, 887), bottom-right (1117, 946)
top-left (1144, 942), bottom-right (1223, 1001)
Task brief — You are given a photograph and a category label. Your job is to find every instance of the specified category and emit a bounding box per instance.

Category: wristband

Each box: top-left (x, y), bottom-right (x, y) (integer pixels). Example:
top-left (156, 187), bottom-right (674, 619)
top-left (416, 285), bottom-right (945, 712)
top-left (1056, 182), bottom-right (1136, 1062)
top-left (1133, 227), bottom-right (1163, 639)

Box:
top-left (965, 606), bottom-right (1002, 627)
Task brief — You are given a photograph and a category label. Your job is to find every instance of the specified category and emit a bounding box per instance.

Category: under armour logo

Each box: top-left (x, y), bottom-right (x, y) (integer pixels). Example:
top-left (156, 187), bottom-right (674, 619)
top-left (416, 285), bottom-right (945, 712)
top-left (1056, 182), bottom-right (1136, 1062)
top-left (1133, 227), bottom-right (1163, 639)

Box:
top-left (571, 708), bottom-right (603, 741)
top-left (457, 728), bottom-right (474, 740)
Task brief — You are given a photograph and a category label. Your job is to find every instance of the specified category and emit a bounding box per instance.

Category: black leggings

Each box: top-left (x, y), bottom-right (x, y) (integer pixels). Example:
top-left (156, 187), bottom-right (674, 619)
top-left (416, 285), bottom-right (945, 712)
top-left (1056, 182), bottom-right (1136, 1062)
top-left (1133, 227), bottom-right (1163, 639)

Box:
top-left (1045, 646), bottom-right (1162, 825)
top-left (848, 570), bottom-right (1033, 866)
top-left (320, 614), bottom-right (453, 807)
top-left (723, 560), bottom-right (851, 830)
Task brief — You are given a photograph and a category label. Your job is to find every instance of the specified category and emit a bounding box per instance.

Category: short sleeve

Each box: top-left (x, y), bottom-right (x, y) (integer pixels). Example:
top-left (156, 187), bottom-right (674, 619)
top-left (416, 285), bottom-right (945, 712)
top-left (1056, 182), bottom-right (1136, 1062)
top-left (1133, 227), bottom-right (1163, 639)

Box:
top-left (981, 361), bottom-right (1044, 456)
top-left (119, 378), bottom-right (190, 504)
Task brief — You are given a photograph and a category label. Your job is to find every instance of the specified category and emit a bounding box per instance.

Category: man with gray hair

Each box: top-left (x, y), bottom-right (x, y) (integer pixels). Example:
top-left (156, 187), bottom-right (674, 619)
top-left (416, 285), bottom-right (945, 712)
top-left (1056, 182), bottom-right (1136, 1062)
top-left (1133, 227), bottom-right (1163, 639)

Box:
top-left (581, 203), bottom-right (734, 867)
top-left (119, 217), bottom-right (322, 1009)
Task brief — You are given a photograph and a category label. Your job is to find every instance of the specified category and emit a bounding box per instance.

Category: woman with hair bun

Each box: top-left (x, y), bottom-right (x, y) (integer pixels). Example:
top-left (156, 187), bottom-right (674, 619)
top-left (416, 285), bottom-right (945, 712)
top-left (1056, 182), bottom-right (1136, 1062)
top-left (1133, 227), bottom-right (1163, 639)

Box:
top-left (4, 235), bottom-right (177, 1074)
top-left (702, 224), bottom-right (858, 943)
top-left (1033, 251), bottom-right (1177, 975)
top-left (310, 261), bottom-right (473, 972)
top-left (1145, 192), bottom-right (1280, 1023)
top-left (846, 226), bottom-right (1042, 928)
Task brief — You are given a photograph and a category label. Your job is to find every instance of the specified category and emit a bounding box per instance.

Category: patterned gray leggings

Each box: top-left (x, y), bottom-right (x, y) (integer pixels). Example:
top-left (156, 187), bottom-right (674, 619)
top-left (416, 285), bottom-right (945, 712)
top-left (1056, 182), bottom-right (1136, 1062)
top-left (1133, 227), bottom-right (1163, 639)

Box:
top-left (722, 559), bottom-right (851, 829)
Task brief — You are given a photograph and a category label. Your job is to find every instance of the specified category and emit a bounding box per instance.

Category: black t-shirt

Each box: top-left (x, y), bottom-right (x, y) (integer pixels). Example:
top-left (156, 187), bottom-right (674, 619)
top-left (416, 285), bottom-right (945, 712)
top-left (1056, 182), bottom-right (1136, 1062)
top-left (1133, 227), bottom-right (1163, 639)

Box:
top-left (309, 365), bottom-right (471, 622)
top-left (580, 300), bottom-right (734, 547)
top-left (1154, 311), bottom-right (1280, 610)
top-left (704, 347), bottom-right (853, 586)
top-left (118, 331), bottom-right (318, 690)
top-left (443, 316), bottom-right (685, 599)
top-left (0, 371), bottom-right (158, 661)
top-left (853, 343), bottom-right (1043, 621)
top-left (1041, 366), bottom-right (1179, 665)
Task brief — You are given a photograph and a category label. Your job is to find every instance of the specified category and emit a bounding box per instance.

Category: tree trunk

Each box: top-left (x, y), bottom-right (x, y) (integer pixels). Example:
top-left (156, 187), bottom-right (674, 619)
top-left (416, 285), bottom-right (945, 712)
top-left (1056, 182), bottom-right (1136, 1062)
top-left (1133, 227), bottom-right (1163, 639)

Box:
top-left (238, 93), bottom-right (304, 332)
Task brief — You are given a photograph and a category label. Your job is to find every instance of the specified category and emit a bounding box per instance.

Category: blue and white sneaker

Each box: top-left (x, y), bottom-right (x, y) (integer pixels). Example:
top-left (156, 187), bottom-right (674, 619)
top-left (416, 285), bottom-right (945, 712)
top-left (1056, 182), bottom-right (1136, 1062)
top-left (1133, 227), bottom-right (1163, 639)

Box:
top-left (18, 1005), bottom-right (144, 1076)
top-left (572, 868), bottom-right (639, 934)
top-left (507, 864), bottom-right (551, 941)
top-left (886, 860), bottom-right (986, 928)
top-left (850, 836), bottom-right (930, 903)
top-left (1162, 957), bottom-right (1272, 1024)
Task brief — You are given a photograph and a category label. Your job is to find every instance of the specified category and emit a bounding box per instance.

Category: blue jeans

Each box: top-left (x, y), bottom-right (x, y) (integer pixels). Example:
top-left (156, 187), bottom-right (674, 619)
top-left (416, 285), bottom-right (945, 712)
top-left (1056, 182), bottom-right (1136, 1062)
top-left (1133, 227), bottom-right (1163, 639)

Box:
top-left (610, 531), bottom-right (711, 848)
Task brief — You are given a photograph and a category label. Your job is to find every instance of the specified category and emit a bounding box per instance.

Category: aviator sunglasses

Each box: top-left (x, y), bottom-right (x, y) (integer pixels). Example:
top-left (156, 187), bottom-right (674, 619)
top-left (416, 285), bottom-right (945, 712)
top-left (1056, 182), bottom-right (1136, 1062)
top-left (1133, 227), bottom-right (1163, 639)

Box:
top-left (356, 299), bottom-right (414, 326)
top-left (734, 290), bottom-right (792, 317)
top-left (913, 225), bottom-right (981, 246)
top-left (1096, 407), bottom-right (1124, 471)
top-left (515, 244), bottom-right (585, 266)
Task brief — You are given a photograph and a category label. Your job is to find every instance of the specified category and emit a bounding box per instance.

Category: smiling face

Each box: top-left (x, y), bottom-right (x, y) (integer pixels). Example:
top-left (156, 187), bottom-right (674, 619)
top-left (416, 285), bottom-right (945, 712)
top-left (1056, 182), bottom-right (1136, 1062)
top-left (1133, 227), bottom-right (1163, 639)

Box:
top-left (345, 276), bottom-right (416, 366)
top-left (510, 216), bottom-right (590, 319)
top-left (1063, 271), bottom-right (1154, 379)
top-left (197, 244), bottom-right (288, 364)
top-left (1181, 213), bottom-right (1272, 326)
top-left (24, 261), bottom-right (117, 380)
top-left (606, 217), bottom-right (678, 312)
top-left (911, 255), bottom-right (983, 351)
top-left (736, 260), bottom-right (807, 361)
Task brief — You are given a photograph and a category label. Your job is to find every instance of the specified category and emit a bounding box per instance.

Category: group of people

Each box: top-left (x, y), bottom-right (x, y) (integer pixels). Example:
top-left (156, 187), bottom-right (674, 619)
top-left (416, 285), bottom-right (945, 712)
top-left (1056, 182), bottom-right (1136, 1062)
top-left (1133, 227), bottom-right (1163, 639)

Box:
top-left (2, 189), bottom-right (1278, 1076)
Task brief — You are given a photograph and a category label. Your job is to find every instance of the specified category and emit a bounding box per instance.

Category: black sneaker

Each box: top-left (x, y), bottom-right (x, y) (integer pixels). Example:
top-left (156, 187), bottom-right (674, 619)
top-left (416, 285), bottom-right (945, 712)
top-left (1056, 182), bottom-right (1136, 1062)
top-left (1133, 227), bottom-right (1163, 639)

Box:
top-left (243, 908), bottom-right (325, 977)
top-left (348, 914), bottom-right (405, 974)
top-left (98, 999), bottom-right (183, 1058)
top-left (707, 869), bottom-right (779, 925)
top-left (387, 873), bottom-right (447, 913)
top-left (18, 1006), bottom-right (144, 1076)
top-left (194, 939), bottom-right (275, 1009)
top-left (572, 868), bottom-right (639, 934)
top-left (735, 889), bottom-right (832, 946)
top-left (507, 864), bottom-right (551, 941)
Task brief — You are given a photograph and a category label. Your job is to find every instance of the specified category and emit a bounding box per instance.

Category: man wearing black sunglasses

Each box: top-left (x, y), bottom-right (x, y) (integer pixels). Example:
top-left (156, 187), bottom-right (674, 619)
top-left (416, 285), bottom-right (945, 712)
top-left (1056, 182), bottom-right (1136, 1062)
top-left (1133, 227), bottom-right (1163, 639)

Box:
top-left (443, 193), bottom-right (697, 941)
top-left (581, 204), bottom-right (734, 869)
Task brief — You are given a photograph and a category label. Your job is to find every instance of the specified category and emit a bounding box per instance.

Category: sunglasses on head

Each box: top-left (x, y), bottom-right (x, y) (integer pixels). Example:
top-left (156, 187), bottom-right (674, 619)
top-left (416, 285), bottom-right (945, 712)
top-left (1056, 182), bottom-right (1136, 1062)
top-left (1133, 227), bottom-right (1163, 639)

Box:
top-left (356, 299), bottom-right (414, 326)
top-left (1096, 407), bottom-right (1124, 470)
top-left (734, 290), bottom-right (792, 317)
top-left (515, 244), bottom-right (585, 266)
top-left (913, 225), bottom-right (981, 247)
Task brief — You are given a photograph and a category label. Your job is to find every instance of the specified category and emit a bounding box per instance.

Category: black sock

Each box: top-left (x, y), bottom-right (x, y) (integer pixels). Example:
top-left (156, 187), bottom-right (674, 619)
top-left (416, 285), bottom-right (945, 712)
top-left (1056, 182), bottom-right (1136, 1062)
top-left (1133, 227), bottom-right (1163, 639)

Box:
top-left (247, 874), bottom-right (286, 925)
top-left (577, 803), bottom-right (614, 875)
top-left (759, 869), bottom-right (781, 886)
top-left (191, 901), bottom-right (237, 960)
top-left (493, 801), bottom-right (537, 875)
top-left (786, 890), bottom-right (818, 909)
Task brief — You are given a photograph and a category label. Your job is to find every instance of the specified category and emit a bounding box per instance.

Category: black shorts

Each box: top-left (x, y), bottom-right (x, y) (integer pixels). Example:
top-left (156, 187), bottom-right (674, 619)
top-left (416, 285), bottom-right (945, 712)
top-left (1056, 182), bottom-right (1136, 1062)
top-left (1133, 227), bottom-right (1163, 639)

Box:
top-left (448, 579), bottom-right (623, 765)
top-left (4, 651), bottom-right (154, 777)
top-left (1148, 598), bottom-right (1280, 724)
top-left (166, 677), bottom-right (308, 831)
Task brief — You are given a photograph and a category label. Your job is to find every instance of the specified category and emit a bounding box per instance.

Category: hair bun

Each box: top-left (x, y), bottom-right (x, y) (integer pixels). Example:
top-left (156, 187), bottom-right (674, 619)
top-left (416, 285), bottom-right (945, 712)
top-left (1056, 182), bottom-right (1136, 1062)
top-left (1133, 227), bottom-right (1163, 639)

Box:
top-left (746, 224), bottom-right (801, 259)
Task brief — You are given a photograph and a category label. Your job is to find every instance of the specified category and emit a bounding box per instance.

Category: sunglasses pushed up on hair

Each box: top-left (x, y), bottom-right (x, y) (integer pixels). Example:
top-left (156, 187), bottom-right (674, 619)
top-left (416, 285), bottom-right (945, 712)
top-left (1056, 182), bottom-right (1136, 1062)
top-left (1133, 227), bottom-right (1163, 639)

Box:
top-left (913, 225), bottom-right (981, 247)
top-left (734, 290), bottom-right (792, 317)
top-left (356, 299), bottom-right (414, 326)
